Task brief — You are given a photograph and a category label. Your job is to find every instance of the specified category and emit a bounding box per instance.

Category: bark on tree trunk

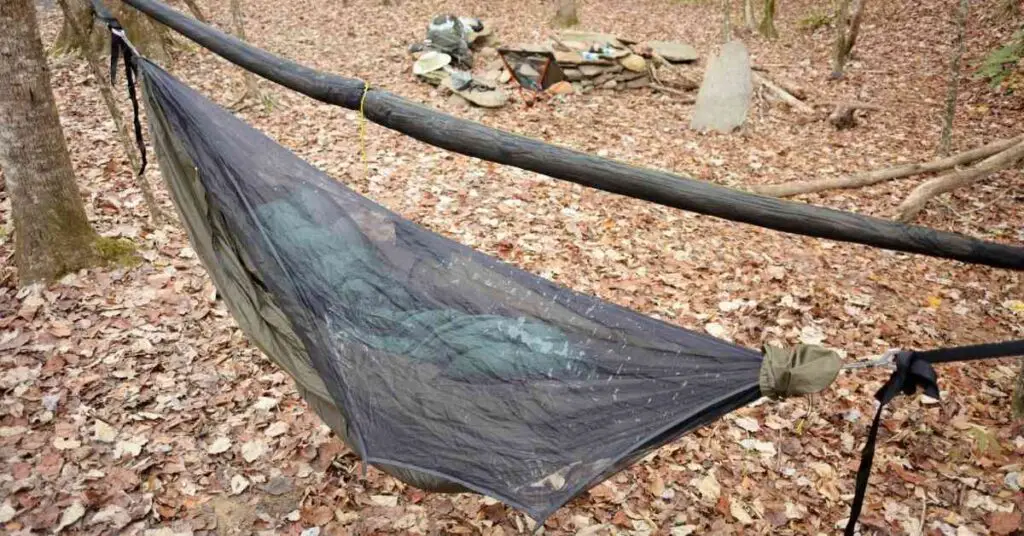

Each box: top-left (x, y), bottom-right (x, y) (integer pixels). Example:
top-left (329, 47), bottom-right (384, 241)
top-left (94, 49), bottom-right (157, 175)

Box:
top-left (722, 0), bottom-right (733, 42)
top-left (179, 0), bottom-right (207, 23)
top-left (938, 0), bottom-right (969, 156)
top-left (0, 0), bottom-right (98, 284)
top-left (56, 0), bottom-right (164, 222)
top-left (553, 0), bottom-right (579, 27)
top-left (230, 0), bottom-right (265, 107)
top-left (895, 139), bottom-right (1024, 222)
top-left (759, 0), bottom-right (778, 38)
top-left (744, 0), bottom-right (757, 30)
top-left (753, 135), bottom-right (1024, 197)
top-left (832, 0), bottom-right (851, 76)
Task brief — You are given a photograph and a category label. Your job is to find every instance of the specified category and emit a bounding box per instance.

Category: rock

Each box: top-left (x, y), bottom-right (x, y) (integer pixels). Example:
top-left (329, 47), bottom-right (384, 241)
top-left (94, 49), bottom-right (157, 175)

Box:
top-left (579, 65), bottom-right (606, 77)
top-left (447, 93), bottom-right (471, 108)
top-left (560, 30), bottom-right (629, 47)
top-left (592, 72), bottom-right (615, 86)
top-left (620, 53), bottom-right (647, 72)
top-left (616, 70), bottom-right (646, 82)
top-left (562, 68), bottom-right (584, 81)
top-left (547, 80), bottom-right (575, 95)
top-left (456, 88), bottom-right (509, 108)
top-left (601, 80), bottom-right (618, 90)
top-left (554, 50), bottom-right (584, 65)
top-left (690, 40), bottom-right (753, 133)
top-left (646, 40), bottom-right (699, 63)
top-left (626, 76), bottom-right (651, 89)
top-left (498, 68), bottom-right (512, 84)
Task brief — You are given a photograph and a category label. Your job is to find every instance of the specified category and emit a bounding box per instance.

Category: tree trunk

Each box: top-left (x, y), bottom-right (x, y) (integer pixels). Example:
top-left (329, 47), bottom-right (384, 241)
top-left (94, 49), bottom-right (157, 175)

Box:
top-left (553, 0), bottom-right (579, 27)
top-left (56, 0), bottom-right (164, 222)
top-left (938, 0), bottom-right (969, 156)
top-left (0, 0), bottom-right (98, 284)
top-left (722, 0), bottom-right (733, 42)
top-left (832, 0), bottom-right (851, 76)
top-left (744, 0), bottom-right (757, 30)
top-left (753, 135), bottom-right (1024, 197)
top-left (179, 0), bottom-right (207, 23)
top-left (895, 140), bottom-right (1024, 222)
top-left (843, 0), bottom-right (866, 58)
top-left (759, 0), bottom-right (778, 38)
top-left (230, 0), bottom-right (263, 106)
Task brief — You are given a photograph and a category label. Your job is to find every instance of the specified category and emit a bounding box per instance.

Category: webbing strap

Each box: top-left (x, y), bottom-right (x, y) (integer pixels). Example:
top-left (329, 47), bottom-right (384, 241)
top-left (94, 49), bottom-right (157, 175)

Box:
top-left (845, 339), bottom-right (1024, 535)
top-left (88, 0), bottom-right (147, 177)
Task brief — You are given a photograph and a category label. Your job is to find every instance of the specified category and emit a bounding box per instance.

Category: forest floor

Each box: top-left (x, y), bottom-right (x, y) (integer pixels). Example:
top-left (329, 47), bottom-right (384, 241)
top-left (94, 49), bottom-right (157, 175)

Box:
top-left (2, 0), bottom-right (1024, 534)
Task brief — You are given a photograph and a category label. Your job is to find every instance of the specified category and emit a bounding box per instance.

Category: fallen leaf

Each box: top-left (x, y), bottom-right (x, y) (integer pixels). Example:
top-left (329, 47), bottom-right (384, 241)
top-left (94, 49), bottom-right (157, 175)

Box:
top-left (241, 440), bottom-right (266, 463)
top-left (207, 437), bottom-right (232, 455)
top-left (370, 495), bottom-right (398, 507)
top-left (54, 437), bottom-right (81, 450)
top-left (696, 472), bottom-right (721, 502)
top-left (230, 474), bottom-right (249, 495)
top-left (988, 511), bottom-right (1022, 535)
top-left (733, 416), bottom-right (760, 433)
top-left (93, 420), bottom-right (117, 443)
top-left (730, 500), bottom-right (754, 525)
top-left (265, 421), bottom-right (289, 437)
top-left (55, 501), bottom-right (86, 533)
top-left (0, 500), bottom-right (16, 523)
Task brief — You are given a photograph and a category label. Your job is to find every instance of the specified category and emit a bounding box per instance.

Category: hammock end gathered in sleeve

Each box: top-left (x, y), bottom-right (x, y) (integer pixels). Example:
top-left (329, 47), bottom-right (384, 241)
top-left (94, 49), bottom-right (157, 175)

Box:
top-left (759, 344), bottom-right (842, 400)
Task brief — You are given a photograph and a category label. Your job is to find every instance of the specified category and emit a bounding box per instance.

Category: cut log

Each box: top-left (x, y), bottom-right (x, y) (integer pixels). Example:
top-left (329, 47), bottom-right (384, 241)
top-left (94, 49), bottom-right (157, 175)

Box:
top-left (754, 135), bottom-right (1024, 197)
top-left (752, 72), bottom-right (814, 114)
top-left (894, 140), bottom-right (1024, 222)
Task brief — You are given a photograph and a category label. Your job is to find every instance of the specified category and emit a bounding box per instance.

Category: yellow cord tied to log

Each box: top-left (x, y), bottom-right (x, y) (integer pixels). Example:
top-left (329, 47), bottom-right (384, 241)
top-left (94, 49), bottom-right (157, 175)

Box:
top-left (358, 82), bottom-right (370, 174)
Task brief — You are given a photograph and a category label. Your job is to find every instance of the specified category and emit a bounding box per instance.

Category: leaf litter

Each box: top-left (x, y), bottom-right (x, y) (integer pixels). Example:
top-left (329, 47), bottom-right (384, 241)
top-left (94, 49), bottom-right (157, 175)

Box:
top-left (1, 0), bottom-right (1022, 534)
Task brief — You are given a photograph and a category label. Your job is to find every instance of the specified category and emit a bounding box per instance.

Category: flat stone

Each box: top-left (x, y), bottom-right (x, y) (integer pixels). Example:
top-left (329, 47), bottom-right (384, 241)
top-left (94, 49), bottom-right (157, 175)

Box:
top-left (620, 54), bottom-right (647, 72)
top-left (616, 70), bottom-right (646, 82)
top-left (626, 76), bottom-right (651, 89)
top-left (547, 80), bottom-right (575, 95)
top-left (456, 88), bottom-right (509, 108)
top-left (690, 40), bottom-right (753, 133)
top-left (554, 50), bottom-right (584, 65)
top-left (579, 65), bottom-right (607, 77)
top-left (559, 30), bottom-right (626, 47)
top-left (447, 93), bottom-right (471, 108)
top-left (646, 40), bottom-right (699, 63)
top-left (601, 80), bottom-right (618, 90)
top-left (562, 68), bottom-right (584, 81)
top-left (592, 72), bottom-right (615, 86)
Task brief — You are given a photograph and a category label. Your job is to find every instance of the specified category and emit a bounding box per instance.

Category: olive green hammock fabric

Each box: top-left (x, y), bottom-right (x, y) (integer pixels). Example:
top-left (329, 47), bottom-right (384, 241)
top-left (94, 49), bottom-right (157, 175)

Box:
top-left (138, 58), bottom-right (840, 522)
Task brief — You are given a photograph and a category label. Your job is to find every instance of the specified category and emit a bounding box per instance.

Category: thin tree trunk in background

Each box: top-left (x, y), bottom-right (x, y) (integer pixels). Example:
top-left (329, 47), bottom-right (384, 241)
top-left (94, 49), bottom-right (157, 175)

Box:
top-left (832, 0), bottom-right (851, 76)
top-left (939, 0), bottom-right (970, 156)
top-left (230, 0), bottom-right (263, 105)
top-left (553, 0), bottom-right (579, 27)
top-left (843, 0), bottom-right (866, 57)
top-left (179, 0), bottom-right (207, 23)
top-left (759, 0), bottom-right (778, 38)
top-left (722, 0), bottom-right (732, 43)
top-left (57, 0), bottom-right (164, 222)
top-left (744, 0), bottom-right (757, 30)
top-left (0, 0), bottom-right (98, 284)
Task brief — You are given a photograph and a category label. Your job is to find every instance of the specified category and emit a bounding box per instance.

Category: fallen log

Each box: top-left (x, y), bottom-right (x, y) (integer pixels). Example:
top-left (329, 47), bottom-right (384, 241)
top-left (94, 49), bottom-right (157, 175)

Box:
top-left (752, 72), bottom-right (815, 114)
top-left (754, 134), bottom-right (1024, 197)
top-left (895, 139), bottom-right (1024, 222)
top-left (113, 0), bottom-right (1024, 270)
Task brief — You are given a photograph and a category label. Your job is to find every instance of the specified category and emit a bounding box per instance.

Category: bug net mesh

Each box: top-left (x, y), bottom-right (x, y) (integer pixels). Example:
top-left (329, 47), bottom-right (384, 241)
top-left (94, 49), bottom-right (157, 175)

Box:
top-left (139, 58), bottom-right (764, 521)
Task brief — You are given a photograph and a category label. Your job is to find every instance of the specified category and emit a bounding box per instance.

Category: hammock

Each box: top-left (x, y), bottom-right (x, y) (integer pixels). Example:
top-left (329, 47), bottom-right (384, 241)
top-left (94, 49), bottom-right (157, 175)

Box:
top-left (88, 1), bottom-right (1024, 532)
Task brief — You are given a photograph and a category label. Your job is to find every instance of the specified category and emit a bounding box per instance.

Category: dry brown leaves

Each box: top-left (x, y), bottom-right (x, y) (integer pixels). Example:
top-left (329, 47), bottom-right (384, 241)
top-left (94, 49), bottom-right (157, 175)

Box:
top-left (1, 0), bottom-right (1022, 534)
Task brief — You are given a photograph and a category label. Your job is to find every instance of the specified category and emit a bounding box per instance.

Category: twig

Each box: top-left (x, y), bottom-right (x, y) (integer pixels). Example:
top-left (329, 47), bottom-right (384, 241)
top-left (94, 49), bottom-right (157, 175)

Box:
top-left (650, 83), bottom-right (694, 102)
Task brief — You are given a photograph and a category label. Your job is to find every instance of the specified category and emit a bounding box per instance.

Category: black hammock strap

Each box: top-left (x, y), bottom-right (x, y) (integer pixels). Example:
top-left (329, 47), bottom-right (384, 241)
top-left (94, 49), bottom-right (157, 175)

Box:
top-left (88, 0), bottom-right (147, 177)
top-left (845, 339), bottom-right (1024, 535)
